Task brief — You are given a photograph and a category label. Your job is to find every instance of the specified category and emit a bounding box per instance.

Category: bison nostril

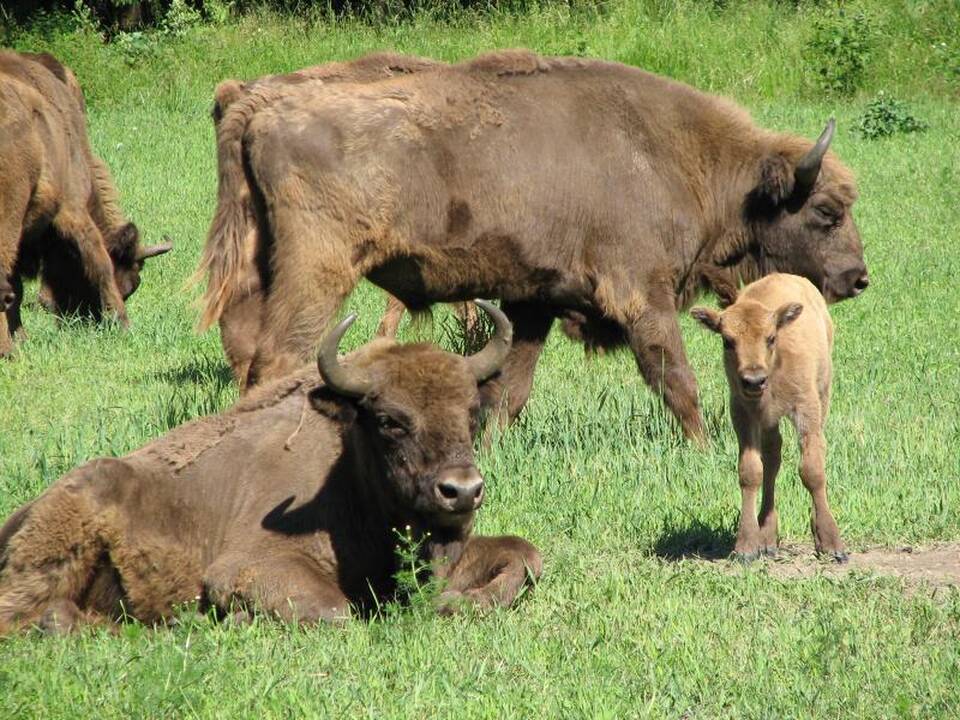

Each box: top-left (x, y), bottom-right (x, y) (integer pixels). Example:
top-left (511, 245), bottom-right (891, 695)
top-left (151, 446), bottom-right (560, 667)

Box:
top-left (854, 274), bottom-right (869, 291)
top-left (437, 482), bottom-right (459, 501)
top-left (1, 291), bottom-right (15, 309)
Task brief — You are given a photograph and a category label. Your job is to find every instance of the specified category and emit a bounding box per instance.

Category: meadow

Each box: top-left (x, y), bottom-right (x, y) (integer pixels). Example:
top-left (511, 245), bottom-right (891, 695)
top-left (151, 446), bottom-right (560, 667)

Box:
top-left (1, 0), bottom-right (959, 716)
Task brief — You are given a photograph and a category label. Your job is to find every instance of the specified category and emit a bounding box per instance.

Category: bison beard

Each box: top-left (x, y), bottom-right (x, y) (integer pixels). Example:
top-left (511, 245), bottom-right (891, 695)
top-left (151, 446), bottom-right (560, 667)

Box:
top-left (0, 301), bottom-right (541, 633)
top-left (199, 50), bottom-right (868, 443)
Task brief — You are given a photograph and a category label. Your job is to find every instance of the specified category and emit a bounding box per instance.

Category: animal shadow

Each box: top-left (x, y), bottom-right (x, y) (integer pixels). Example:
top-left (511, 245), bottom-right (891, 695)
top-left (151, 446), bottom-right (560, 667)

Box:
top-left (652, 518), bottom-right (736, 561)
top-left (152, 357), bottom-right (235, 388)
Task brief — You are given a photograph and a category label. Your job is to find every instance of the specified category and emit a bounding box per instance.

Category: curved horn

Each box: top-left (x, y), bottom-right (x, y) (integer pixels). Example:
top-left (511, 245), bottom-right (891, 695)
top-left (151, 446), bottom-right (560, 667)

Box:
top-left (316, 313), bottom-right (374, 398)
top-left (465, 299), bottom-right (513, 382)
top-left (136, 235), bottom-right (174, 261)
top-left (794, 118), bottom-right (836, 193)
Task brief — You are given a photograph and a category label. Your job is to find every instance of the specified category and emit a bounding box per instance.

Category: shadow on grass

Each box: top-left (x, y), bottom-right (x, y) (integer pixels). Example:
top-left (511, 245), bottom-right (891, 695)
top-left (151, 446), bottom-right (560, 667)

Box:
top-left (653, 518), bottom-right (736, 561)
top-left (152, 357), bottom-right (235, 388)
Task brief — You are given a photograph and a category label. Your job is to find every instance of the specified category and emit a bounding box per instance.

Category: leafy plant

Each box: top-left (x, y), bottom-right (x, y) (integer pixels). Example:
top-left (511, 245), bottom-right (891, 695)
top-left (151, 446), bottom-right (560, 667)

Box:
top-left (852, 92), bottom-right (928, 139)
top-left (805, 4), bottom-right (873, 95)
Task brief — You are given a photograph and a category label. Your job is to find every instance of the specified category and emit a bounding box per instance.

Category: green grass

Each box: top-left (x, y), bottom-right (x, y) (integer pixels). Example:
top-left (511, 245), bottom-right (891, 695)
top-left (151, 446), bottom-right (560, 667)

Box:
top-left (2, 1), bottom-right (960, 717)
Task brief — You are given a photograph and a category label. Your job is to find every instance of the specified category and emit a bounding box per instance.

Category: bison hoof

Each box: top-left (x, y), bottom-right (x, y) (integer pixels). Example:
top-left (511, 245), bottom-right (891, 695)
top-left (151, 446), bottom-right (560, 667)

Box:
top-left (819, 549), bottom-right (849, 564)
top-left (732, 551), bottom-right (760, 564)
top-left (760, 545), bottom-right (779, 558)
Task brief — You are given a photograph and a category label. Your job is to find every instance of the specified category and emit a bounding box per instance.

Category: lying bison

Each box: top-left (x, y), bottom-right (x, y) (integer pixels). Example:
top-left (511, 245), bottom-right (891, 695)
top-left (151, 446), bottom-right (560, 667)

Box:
top-left (199, 50), bottom-right (868, 443)
top-left (0, 50), bottom-right (170, 355)
top-left (0, 301), bottom-right (541, 632)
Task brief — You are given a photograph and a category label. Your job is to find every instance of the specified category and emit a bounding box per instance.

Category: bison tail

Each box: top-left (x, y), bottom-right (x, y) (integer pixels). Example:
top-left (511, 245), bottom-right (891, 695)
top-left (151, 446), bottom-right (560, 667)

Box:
top-left (195, 84), bottom-right (282, 333)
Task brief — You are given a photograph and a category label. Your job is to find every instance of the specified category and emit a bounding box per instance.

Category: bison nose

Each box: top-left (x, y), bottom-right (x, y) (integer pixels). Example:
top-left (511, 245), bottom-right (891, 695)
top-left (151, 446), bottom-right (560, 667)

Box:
top-left (435, 466), bottom-right (484, 513)
top-left (853, 272), bottom-right (869, 295)
top-left (740, 372), bottom-right (767, 396)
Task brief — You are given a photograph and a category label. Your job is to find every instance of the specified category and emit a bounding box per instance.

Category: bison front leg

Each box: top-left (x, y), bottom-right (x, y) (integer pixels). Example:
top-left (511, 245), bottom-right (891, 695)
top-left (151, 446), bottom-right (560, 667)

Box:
top-left (478, 301), bottom-right (554, 435)
top-left (52, 210), bottom-right (128, 327)
top-left (435, 535), bottom-right (542, 615)
top-left (757, 425), bottom-right (782, 556)
top-left (203, 553), bottom-right (351, 624)
top-left (375, 293), bottom-right (405, 338)
top-left (625, 308), bottom-right (706, 444)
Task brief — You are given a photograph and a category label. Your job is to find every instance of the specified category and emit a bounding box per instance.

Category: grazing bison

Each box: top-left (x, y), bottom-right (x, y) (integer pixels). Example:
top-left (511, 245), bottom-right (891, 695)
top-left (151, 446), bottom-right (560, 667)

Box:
top-left (198, 50), bottom-right (868, 442)
top-left (0, 301), bottom-right (541, 632)
top-left (691, 273), bottom-right (846, 562)
top-left (0, 50), bottom-right (170, 355)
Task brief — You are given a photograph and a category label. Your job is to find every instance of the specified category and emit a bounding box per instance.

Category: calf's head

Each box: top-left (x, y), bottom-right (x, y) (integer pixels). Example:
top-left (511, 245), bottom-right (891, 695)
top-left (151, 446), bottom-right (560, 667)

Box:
top-left (747, 119), bottom-right (868, 303)
top-left (314, 300), bottom-right (512, 528)
top-left (691, 296), bottom-right (803, 400)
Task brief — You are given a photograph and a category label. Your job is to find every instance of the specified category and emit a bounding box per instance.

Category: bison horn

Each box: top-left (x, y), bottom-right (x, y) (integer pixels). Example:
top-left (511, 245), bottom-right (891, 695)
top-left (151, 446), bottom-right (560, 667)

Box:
top-left (465, 299), bottom-right (513, 382)
top-left (136, 235), bottom-right (174, 261)
top-left (794, 118), bottom-right (836, 194)
top-left (317, 313), bottom-right (374, 398)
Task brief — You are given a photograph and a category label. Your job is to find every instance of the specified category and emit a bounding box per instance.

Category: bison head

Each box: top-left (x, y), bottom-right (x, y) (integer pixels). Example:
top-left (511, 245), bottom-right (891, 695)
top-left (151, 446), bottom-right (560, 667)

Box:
top-left (747, 120), bottom-right (869, 303)
top-left (39, 223), bottom-right (172, 318)
top-left (313, 300), bottom-right (512, 529)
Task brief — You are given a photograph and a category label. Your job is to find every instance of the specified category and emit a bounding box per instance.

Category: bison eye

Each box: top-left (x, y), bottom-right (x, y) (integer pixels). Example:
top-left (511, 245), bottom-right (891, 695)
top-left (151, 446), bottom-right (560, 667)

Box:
top-left (813, 204), bottom-right (841, 226)
top-left (376, 414), bottom-right (408, 438)
top-left (766, 335), bottom-right (776, 348)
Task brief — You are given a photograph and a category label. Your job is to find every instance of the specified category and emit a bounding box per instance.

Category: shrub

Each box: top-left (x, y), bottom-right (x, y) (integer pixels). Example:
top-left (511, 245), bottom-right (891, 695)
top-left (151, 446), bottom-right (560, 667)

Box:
top-left (852, 92), bottom-right (928, 139)
top-left (805, 4), bottom-right (873, 96)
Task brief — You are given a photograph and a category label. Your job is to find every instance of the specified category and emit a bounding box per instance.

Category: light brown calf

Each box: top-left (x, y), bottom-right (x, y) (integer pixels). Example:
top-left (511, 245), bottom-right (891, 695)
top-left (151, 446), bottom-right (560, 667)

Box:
top-left (691, 273), bottom-right (846, 562)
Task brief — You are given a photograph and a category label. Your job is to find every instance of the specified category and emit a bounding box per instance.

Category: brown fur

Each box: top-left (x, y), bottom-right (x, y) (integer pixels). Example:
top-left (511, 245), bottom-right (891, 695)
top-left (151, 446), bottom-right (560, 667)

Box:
top-left (0, 335), bottom-right (541, 633)
top-left (199, 49), bottom-right (868, 442)
top-left (691, 273), bottom-right (846, 561)
top-left (0, 51), bottom-right (163, 353)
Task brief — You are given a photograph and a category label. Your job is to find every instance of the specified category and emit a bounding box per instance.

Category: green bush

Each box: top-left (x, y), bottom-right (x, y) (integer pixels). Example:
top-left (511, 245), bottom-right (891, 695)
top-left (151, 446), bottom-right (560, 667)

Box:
top-left (805, 4), bottom-right (873, 95)
top-left (852, 92), bottom-right (928, 139)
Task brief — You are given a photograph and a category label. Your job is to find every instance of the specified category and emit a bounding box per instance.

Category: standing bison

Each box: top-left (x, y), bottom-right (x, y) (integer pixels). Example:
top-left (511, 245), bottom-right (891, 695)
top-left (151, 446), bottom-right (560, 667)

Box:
top-left (0, 301), bottom-right (541, 632)
top-left (0, 51), bottom-right (170, 356)
top-left (199, 50), bottom-right (868, 442)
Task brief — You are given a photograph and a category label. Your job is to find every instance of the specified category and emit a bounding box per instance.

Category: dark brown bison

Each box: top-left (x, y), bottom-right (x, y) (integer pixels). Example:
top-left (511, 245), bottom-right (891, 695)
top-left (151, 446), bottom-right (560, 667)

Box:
top-left (203, 52), bottom-right (442, 387)
top-left (0, 50), bottom-right (170, 355)
top-left (0, 301), bottom-right (541, 632)
top-left (198, 50), bottom-right (868, 443)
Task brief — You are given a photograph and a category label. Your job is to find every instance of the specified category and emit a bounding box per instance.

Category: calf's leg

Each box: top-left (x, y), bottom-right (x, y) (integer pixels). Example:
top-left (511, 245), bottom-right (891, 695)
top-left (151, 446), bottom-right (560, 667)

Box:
top-left (219, 285), bottom-right (264, 388)
top-left (732, 404), bottom-right (764, 562)
top-left (798, 426), bottom-right (847, 562)
top-left (375, 293), bottom-right (405, 338)
top-left (436, 535), bottom-right (542, 615)
top-left (204, 553), bottom-right (350, 624)
top-left (757, 425), bottom-right (782, 556)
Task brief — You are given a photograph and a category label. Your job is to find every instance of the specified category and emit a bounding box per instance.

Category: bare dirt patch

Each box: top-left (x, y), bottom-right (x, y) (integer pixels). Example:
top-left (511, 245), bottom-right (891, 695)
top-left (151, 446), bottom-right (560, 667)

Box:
top-left (759, 542), bottom-right (960, 589)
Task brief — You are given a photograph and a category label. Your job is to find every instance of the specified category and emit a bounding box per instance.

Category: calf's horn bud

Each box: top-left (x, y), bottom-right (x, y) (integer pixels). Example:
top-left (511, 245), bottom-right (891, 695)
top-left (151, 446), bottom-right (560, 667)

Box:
top-left (794, 118), bottom-right (835, 193)
top-left (137, 235), bottom-right (174, 260)
top-left (317, 313), bottom-right (374, 398)
top-left (466, 299), bottom-right (513, 382)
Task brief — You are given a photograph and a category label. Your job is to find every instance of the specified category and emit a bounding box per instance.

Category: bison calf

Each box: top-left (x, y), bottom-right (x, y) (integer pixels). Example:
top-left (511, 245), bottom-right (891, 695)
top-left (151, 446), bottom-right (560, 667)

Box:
top-left (691, 273), bottom-right (846, 562)
top-left (0, 301), bottom-right (541, 633)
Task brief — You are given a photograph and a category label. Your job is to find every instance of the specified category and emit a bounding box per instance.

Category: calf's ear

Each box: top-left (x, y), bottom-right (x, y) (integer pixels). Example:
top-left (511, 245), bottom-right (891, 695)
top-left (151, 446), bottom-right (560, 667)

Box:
top-left (690, 307), bottom-right (722, 333)
top-left (775, 302), bottom-right (803, 329)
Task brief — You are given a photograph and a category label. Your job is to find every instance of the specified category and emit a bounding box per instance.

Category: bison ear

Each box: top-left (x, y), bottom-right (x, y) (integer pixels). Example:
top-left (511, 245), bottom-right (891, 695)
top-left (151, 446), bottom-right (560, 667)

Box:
top-left (775, 302), bottom-right (803, 329)
top-left (308, 387), bottom-right (358, 425)
top-left (753, 154), bottom-right (795, 207)
top-left (690, 307), bottom-right (722, 333)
